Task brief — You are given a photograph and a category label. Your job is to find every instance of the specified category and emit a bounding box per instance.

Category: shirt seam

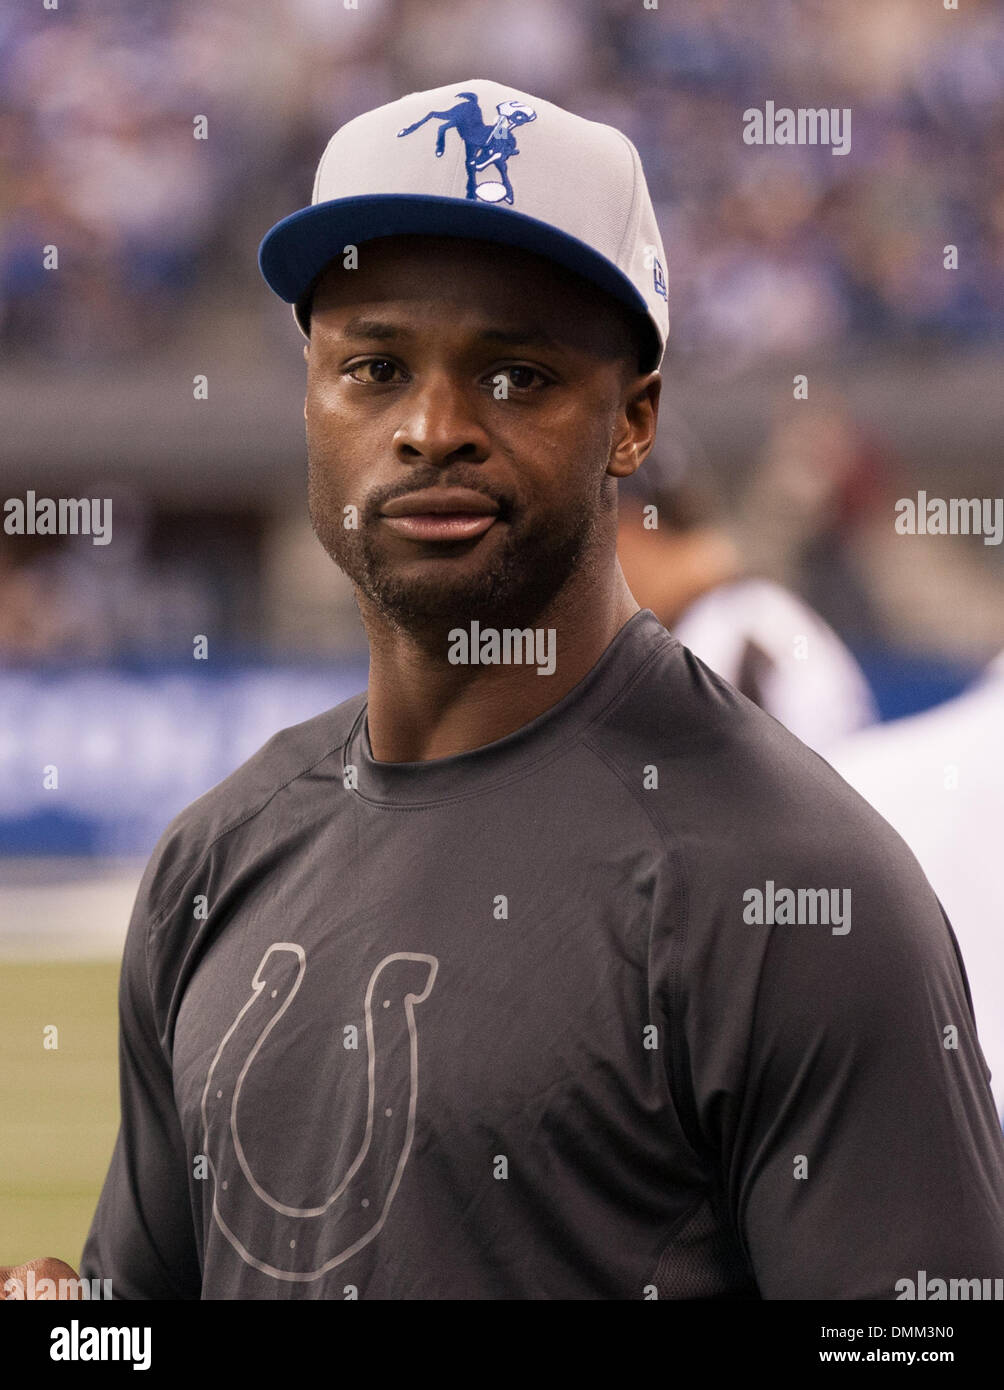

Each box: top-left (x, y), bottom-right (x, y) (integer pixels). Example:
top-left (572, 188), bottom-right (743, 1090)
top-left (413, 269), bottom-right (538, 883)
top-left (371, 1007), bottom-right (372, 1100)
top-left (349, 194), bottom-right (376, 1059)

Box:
top-left (580, 730), bottom-right (753, 1269)
top-left (579, 733), bottom-right (703, 1166)
top-left (144, 731), bottom-right (356, 997)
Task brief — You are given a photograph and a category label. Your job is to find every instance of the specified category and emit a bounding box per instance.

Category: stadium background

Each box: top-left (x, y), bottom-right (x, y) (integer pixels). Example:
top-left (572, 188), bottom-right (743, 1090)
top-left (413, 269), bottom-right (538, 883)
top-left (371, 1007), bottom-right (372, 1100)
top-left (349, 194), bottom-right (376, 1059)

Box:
top-left (2, 0), bottom-right (1002, 1268)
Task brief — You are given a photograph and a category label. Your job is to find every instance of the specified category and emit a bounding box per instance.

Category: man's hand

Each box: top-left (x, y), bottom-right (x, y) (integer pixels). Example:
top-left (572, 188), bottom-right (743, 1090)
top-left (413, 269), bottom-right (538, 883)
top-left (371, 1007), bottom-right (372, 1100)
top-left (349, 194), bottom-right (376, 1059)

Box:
top-left (0, 1258), bottom-right (82, 1300)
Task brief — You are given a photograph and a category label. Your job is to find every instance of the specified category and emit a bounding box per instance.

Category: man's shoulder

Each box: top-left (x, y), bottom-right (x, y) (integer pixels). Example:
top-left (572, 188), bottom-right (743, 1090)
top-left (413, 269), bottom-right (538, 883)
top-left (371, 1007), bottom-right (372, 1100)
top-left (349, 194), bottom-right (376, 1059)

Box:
top-left (594, 633), bottom-right (908, 867)
top-left (138, 691), bottom-right (366, 921)
top-left (617, 640), bottom-right (961, 1031)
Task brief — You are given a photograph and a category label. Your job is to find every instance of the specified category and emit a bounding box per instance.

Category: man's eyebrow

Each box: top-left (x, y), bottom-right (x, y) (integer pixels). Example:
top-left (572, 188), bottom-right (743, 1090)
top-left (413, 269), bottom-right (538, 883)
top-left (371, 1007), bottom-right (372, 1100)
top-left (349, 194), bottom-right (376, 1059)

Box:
top-left (338, 318), bottom-right (563, 349)
top-left (341, 317), bottom-right (404, 341)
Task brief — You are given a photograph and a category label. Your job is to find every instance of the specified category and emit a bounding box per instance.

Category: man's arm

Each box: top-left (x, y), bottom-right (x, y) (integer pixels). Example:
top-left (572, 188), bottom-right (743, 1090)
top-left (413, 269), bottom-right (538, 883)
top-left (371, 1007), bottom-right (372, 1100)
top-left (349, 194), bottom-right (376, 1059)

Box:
top-left (78, 867), bottom-right (202, 1300)
top-left (677, 808), bottom-right (1004, 1299)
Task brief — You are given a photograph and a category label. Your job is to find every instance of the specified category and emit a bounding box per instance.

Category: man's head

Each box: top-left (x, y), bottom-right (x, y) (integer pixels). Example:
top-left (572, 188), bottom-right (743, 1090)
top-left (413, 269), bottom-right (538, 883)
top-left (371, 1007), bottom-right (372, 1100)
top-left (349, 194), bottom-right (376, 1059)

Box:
top-left (303, 234), bottom-right (660, 639)
top-left (260, 78), bottom-right (671, 641)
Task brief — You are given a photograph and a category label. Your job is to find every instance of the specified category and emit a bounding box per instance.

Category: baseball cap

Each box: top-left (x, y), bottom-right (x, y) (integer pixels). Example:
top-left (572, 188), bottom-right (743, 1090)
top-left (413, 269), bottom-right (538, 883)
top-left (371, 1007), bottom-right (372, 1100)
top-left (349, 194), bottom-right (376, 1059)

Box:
top-left (258, 78), bottom-right (669, 371)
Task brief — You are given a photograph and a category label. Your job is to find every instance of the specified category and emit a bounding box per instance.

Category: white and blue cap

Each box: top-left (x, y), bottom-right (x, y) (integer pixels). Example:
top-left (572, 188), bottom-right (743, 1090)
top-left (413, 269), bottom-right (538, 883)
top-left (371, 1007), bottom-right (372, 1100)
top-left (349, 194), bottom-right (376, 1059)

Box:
top-left (258, 78), bottom-right (669, 371)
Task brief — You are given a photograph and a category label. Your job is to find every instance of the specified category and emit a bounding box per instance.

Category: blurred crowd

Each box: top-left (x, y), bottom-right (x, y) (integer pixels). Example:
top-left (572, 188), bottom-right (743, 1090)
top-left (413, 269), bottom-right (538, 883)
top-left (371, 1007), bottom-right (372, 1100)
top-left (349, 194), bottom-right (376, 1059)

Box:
top-left (0, 489), bottom-right (264, 664)
top-left (1, 0), bottom-right (1002, 367)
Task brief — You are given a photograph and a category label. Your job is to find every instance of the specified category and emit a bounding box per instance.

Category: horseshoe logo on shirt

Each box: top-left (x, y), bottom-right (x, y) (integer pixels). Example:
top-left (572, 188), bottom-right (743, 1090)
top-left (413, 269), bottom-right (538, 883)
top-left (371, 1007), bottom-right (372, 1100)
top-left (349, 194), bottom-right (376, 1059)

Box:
top-left (200, 943), bottom-right (438, 1280)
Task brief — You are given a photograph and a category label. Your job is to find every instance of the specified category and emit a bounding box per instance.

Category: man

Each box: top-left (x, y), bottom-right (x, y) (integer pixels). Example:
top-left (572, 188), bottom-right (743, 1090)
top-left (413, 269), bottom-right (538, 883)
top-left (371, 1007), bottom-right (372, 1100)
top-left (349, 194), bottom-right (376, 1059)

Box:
top-left (6, 79), bottom-right (1002, 1300)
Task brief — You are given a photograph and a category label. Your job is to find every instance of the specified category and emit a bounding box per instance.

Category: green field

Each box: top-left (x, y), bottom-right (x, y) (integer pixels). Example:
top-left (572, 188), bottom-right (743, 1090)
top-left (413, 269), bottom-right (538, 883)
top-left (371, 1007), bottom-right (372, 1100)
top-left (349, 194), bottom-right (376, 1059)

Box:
top-left (0, 960), bottom-right (121, 1269)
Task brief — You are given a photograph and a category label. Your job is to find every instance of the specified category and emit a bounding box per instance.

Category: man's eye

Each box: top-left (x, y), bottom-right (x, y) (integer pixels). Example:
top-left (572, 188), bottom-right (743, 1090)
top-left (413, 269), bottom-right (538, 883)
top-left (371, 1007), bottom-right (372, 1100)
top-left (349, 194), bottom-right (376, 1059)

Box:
top-left (348, 359), bottom-right (400, 383)
top-left (493, 365), bottom-right (546, 391)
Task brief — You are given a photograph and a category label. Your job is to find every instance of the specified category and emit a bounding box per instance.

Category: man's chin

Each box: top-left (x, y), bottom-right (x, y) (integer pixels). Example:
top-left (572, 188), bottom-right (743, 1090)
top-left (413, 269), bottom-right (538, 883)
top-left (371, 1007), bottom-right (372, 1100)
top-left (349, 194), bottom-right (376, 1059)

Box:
top-left (357, 573), bottom-right (515, 635)
top-left (329, 513), bottom-right (594, 637)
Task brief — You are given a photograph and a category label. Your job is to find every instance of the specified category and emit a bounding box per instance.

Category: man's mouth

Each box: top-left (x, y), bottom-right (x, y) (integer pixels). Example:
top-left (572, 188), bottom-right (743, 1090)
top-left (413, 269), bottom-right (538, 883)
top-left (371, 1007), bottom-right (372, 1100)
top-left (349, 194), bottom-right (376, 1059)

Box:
top-left (380, 513), bottom-right (498, 542)
top-left (379, 488), bottom-right (502, 544)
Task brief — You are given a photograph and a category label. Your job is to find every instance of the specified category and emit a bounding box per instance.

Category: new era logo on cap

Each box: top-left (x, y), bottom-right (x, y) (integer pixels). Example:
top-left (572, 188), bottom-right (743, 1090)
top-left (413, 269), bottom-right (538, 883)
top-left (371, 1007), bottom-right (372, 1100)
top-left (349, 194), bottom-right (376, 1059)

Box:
top-left (258, 78), bottom-right (669, 371)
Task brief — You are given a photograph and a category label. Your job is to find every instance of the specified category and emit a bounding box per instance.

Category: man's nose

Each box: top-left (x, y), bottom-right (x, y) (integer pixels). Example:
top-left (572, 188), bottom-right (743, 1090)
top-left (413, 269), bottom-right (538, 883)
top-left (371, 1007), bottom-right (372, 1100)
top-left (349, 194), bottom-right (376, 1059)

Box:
top-left (392, 371), bottom-right (491, 467)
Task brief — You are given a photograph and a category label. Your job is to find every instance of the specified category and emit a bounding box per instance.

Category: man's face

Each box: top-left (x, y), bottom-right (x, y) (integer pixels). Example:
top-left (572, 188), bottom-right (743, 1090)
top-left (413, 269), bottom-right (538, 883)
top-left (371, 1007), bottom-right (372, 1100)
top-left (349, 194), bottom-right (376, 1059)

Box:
top-left (304, 235), bottom-right (658, 635)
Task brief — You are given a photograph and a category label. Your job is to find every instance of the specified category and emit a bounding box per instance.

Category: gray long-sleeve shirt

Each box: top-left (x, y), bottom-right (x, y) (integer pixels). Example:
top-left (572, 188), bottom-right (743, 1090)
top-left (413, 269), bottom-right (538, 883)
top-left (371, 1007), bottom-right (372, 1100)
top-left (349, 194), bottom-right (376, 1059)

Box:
top-left (81, 609), bottom-right (1004, 1298)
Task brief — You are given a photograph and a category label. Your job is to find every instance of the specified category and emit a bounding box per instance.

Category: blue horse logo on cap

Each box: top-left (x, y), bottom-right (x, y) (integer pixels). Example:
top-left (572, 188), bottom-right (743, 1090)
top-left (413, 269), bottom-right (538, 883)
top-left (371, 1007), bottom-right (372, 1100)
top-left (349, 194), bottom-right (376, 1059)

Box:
top-left (397, 91), bottom-right (536, 205)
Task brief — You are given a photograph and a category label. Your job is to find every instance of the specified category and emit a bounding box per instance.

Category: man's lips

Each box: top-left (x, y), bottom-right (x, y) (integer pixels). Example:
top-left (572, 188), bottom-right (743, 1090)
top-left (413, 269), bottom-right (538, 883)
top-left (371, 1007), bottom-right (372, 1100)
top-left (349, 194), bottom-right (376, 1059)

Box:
top-left (381, 513), bottom-right (498, 541)
top-left (379, 488), bottom-right (502, 543)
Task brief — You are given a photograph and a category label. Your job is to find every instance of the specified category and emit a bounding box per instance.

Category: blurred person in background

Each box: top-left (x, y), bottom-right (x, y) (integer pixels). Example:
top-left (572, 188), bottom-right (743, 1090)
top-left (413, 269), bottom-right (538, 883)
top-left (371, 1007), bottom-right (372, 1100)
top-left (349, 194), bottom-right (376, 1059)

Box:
top-left (617, 408), bottom-right (878, 753)
top-left (829, 651), bottom-right (1004, 1126)
top-left (738, 399), bottom-right (1004, 663)
top-left (735, 399), bottom-right (888, 643)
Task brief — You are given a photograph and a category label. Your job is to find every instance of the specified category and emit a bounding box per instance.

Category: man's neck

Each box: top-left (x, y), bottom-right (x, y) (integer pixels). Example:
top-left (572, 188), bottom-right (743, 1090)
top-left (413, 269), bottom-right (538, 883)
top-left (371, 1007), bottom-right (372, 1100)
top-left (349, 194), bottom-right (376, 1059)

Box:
top-left (362, 568), bottom-right (641, 763)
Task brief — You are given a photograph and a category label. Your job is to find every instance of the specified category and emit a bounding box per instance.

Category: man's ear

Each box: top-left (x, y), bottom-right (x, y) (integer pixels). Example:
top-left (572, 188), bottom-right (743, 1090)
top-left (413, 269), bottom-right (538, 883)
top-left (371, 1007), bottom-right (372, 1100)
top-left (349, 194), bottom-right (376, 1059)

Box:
top-left (303, 343), bottom-right (309, 363)
top-left (607, 371), bottom-right (661, 480)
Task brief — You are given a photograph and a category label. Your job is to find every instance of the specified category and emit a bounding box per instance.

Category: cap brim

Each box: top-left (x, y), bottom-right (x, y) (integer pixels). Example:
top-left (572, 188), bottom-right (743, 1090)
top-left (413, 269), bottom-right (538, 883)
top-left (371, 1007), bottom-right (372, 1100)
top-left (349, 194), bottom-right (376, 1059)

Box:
top-left (258, 193), bottom-right (660, 371)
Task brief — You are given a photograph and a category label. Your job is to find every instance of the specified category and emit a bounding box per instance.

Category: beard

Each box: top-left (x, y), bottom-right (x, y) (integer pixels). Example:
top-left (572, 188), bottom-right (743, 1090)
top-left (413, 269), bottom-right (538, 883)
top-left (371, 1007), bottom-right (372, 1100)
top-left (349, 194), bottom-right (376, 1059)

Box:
top-left (307, 459), bottom-right (605, 641)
